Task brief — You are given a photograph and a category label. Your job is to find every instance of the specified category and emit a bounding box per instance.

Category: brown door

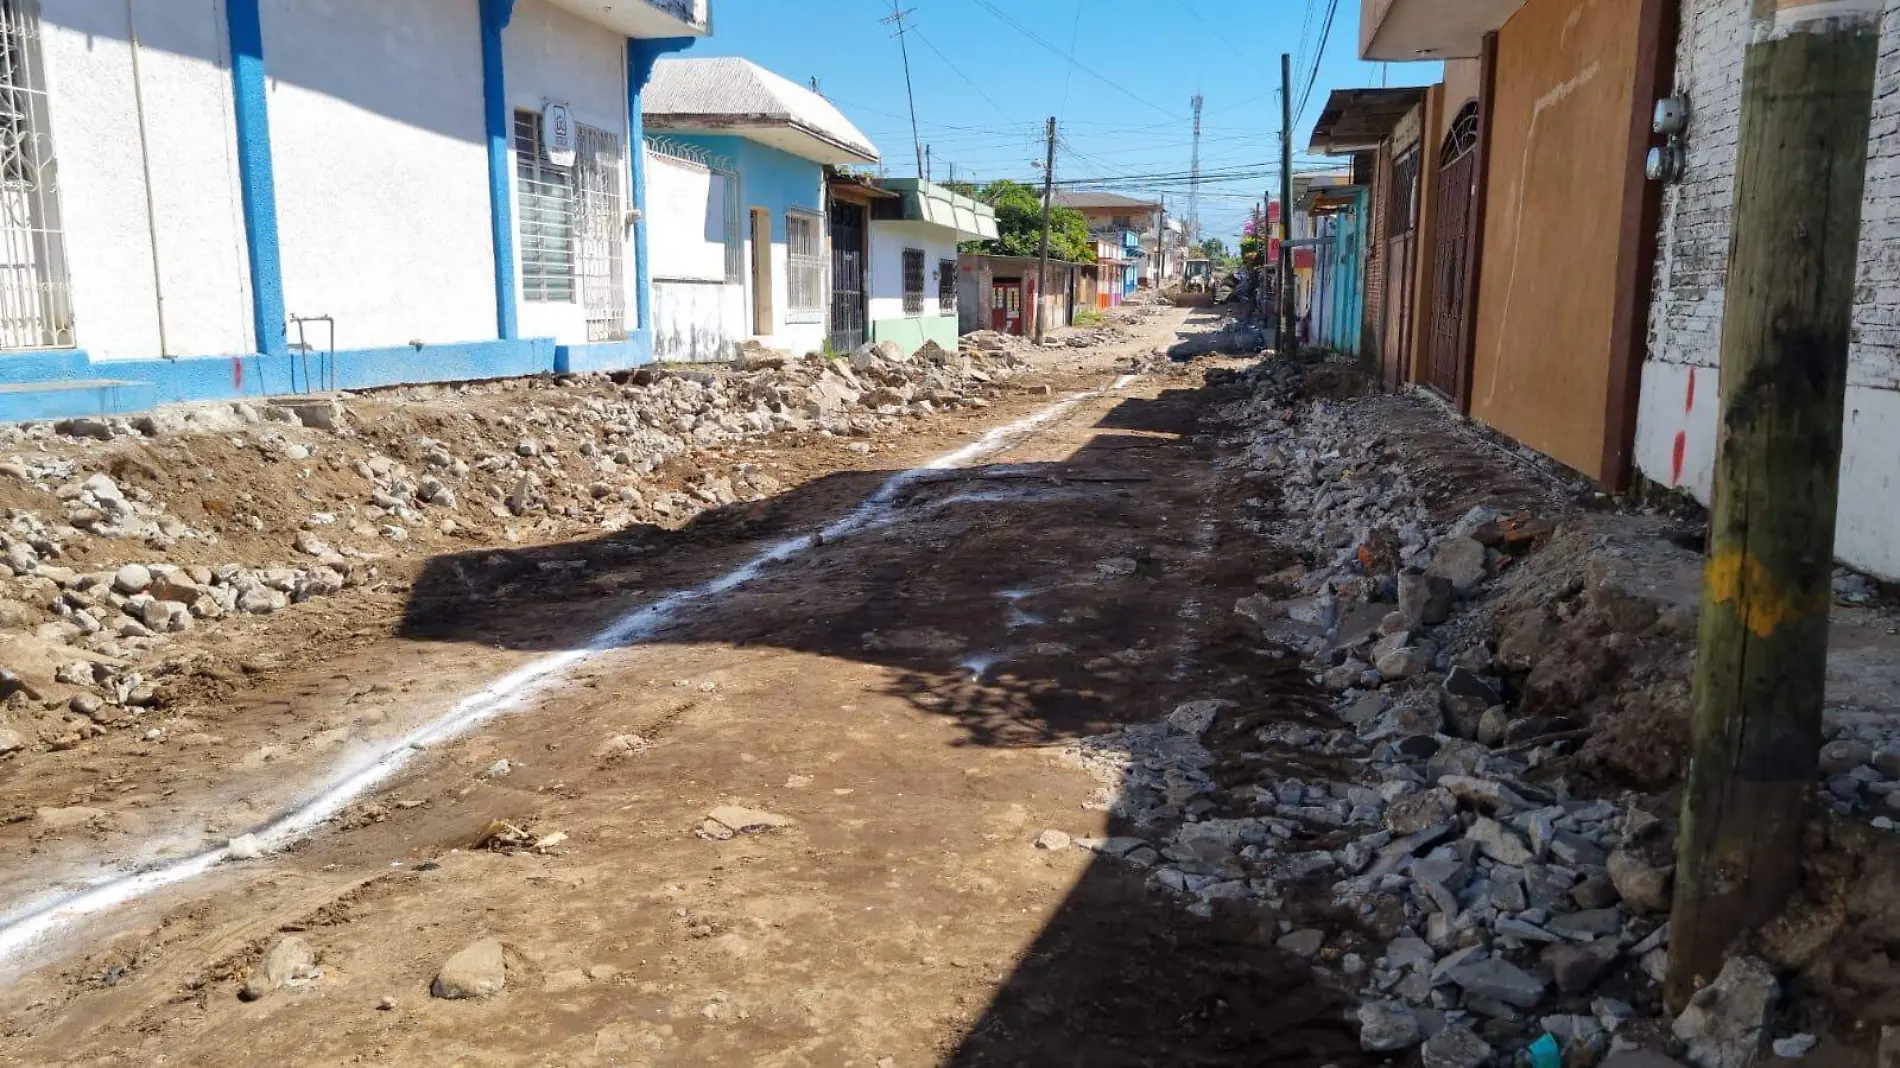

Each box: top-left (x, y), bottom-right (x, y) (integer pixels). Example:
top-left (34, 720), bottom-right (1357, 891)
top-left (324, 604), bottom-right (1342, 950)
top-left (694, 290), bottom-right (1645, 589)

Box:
top-left (750, 208), bottom-right (772, 335)
top-left (1425, 103), bottom-right (1481, 401)
top-left (1384, 145), bottom-right (1422, 391)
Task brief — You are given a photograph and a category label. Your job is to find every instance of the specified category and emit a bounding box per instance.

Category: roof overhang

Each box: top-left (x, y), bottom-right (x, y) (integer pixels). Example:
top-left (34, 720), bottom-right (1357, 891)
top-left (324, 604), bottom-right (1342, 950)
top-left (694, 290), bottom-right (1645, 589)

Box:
top-left (1359, 0), bottom-right (1524, 60)
top-left (646, 116), bottom-right (878, 165)
top-left (542, 0), bottom-right (712, 38)
top-left (872, 178), bottom-right (999, 240)
top-left (1309, 87), bottom-right (1428, 153)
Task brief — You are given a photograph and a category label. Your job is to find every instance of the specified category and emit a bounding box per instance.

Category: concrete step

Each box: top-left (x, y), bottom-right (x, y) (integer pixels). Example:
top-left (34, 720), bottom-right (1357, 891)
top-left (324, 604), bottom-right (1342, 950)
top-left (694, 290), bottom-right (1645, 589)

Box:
top-left (0, 348), bottom-right (95, 384)
top-left (0, 378), bottom-right (157, 422)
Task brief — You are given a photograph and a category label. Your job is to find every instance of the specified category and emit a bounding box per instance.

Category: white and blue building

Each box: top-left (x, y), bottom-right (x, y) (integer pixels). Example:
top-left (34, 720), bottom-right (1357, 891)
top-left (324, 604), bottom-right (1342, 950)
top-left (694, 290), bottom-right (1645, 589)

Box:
top-left (0, 0), bottom-right (713, 422)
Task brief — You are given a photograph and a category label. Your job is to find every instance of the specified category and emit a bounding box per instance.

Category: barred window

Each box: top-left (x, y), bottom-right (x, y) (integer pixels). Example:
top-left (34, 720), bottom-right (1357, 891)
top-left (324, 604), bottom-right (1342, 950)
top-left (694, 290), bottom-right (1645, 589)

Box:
top-left (903, 248), bottom-right (925, 316)
top-left (786, 210), bottom-right (824, 316)
top-left (514, 109), bottom-right (574, 303)
top-left (0, 0), bottom-right (71, 350)
top-left (937, 259), bottom-right (956, 315)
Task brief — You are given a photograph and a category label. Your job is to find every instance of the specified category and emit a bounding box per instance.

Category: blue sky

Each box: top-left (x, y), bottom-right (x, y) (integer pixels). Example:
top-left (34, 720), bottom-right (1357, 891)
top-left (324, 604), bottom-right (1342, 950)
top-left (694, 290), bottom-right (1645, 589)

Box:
top-left (691, 0), bottom-right (1440, 248)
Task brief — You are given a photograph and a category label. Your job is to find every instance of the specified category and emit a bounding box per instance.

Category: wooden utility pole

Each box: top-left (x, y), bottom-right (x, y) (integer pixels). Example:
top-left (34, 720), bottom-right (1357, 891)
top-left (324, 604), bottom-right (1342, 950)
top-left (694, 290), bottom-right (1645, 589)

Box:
top-left (884, 1), bottom-right (924, 178)
top-left (1279, 52), bottom-right (1294, 351)
top-left (1666, 0), bottom-right (1881, 1009)
top-left (1034, 115), bottom-right (1057, 344)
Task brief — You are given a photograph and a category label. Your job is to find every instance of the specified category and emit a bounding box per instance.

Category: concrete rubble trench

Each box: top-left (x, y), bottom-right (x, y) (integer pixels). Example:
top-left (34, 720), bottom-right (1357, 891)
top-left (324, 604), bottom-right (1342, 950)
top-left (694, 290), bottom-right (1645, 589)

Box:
top-left (4, 296), bottom-right (1900, 1064)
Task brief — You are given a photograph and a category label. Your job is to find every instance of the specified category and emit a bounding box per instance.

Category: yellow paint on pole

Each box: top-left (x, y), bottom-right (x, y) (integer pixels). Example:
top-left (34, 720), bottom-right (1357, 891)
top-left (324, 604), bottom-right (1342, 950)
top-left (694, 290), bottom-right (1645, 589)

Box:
top-left (1704, 548), bottom-right (1829, 639)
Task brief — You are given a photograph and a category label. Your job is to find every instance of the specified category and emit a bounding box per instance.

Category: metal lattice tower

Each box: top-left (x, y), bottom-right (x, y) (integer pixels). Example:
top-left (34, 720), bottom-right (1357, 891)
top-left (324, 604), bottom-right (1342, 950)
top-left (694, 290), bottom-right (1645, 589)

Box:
top-left (1187, 94), bottom-right (1204, 250)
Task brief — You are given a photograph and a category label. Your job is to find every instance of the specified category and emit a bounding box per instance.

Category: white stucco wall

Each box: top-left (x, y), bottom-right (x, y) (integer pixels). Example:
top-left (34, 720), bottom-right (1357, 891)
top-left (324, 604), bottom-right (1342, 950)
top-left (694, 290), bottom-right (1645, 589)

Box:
top-left (867, 221), bottom-right (957, 325)
top-left (1640, 0), bottom-right (1900, 577)
top-left (647, 151), bottom-right (742, 360)
top-left (505, 0), bottom-right (629, 347)
top-left (39, 0), bottom-right (253, 358)
top-left (260, 0), bottom-right (493, 351)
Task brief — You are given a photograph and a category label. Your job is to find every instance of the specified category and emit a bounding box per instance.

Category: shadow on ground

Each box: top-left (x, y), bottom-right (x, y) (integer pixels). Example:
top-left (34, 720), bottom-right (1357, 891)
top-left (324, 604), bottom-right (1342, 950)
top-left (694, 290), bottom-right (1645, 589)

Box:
top-left (395, 368), bottom-right (1373, 1064)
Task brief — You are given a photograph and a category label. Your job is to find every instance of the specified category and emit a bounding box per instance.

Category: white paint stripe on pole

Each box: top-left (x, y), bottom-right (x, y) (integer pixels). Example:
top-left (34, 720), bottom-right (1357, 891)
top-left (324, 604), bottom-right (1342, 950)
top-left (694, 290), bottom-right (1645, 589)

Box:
top-left (0, 375), bottom-right (1140, 970)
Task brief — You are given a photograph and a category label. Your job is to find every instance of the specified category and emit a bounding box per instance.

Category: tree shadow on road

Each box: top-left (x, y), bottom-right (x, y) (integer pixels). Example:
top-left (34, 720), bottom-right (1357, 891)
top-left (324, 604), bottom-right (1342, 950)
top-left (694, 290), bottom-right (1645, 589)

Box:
top-left (395, 375), bottom-right (1373, 1065)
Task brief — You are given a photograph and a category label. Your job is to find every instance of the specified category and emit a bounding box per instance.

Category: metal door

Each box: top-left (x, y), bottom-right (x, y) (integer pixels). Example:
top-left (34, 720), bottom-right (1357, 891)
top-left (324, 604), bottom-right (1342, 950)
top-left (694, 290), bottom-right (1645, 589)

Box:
top-left (827, 199), bottom-right (865, 352)
top-left (1426, 103), bottom-right (1480, 401)
top-left (575, 124), bottom-right (626, 342)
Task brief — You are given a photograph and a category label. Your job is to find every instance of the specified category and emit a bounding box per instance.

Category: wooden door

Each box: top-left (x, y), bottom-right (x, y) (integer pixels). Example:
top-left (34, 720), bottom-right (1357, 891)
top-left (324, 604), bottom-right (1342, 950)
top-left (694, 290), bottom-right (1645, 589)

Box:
top-left (1425, 104), bottom-right (1480, 401)
top-left (750, 208), bottom-right (772, 335)
top-left (1384, 145), bottom-right (1422, 391)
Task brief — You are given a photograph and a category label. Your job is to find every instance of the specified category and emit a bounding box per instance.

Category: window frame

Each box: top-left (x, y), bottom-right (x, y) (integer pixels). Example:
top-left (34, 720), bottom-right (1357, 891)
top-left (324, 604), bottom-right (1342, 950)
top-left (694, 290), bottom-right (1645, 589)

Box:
top-left (902, 247), bottom-right (926, 317)
top-left (937, 258), bottom-right (957, 316)
top-left (513, 107), bottom-right (576, 304)
top-left (784, 208), bottom-right (826, 322)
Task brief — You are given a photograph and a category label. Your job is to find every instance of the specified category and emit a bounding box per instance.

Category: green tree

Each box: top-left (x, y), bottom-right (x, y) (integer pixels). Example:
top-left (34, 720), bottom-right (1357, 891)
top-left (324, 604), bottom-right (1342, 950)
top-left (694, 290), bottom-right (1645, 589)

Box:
top-left (959, 180), bottom-right (1093, 263)
top-left (1198, 237), bottom-right (1227, 262)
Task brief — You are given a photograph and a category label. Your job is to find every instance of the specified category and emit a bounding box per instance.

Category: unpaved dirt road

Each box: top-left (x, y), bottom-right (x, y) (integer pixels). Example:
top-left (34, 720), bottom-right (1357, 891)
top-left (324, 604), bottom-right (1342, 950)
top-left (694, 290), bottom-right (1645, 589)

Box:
top-left (0, 306), bottom-right (1364, 1067)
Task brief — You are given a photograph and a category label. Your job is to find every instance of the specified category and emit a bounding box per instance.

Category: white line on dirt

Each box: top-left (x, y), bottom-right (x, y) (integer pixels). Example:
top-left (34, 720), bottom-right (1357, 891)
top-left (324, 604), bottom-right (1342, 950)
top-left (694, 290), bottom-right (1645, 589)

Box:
top-left (0, 375), bottom-right (1142, 969)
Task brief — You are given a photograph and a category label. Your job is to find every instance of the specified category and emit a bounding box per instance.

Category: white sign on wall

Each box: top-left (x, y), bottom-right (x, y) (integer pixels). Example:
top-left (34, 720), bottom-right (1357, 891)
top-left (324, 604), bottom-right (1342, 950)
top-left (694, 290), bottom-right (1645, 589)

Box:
top-left (543, 102), bottom-right (576, 167)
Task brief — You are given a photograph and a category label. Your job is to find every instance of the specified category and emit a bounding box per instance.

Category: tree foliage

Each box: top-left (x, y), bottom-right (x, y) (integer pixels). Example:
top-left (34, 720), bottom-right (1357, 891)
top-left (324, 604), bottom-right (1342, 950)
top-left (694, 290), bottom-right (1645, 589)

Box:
top-left (958, 180), bottom-right (1093, 263)
top-left (1198, 237), bottom-right (1227, 262)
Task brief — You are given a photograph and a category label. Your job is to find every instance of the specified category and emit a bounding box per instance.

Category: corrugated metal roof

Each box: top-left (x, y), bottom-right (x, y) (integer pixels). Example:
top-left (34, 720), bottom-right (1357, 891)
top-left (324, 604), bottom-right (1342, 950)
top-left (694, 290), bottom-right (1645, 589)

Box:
top-left (1053, 191), bottom-right (1161, 211)
top-left (873, 178), bottom-right (999, 241)
top-left (645, 57), bottom-right (879, 164)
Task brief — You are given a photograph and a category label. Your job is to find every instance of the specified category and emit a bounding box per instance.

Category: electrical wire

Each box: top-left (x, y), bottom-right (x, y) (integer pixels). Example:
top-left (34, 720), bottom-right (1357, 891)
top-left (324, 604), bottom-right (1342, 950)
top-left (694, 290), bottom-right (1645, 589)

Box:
top-left (1295, 0), bottom-right (1342, 122)
top-left (911, 25), bottom-right (1017, 124)
top-left (962, 0), bottom-right (1181, 119)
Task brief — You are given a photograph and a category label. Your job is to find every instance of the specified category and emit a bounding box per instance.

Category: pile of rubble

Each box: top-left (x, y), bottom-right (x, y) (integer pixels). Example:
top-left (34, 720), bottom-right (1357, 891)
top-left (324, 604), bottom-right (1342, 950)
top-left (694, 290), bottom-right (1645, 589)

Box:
top-left (0, 336), bottom-right (1040, 758)
top-left (1051, 357), bottom-right (1891, 1066)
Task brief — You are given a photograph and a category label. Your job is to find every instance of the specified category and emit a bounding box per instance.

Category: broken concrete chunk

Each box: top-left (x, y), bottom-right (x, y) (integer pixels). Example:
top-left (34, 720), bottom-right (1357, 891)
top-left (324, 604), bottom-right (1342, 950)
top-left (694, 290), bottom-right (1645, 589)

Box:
top-left (1033, 828), bottom-right (1072, 851)
top-left (1398, 571), bottom-right (1454, 625)
top-left (1166, 699), bottom-right (1230, 737)
top-left (1277, 928), bottom-right (1325, 958)
top-left (1386, 787), bottom-right (1455, 836)
top-left (1357, 1000), bottom-right (1422, 1051)
top-left (1425, 537), bottom-right (1488, 592)
top-left (1608, 846), bottom-right (1674, 915)
top-left (1671, 955), bottom-right (1777, 1068)
top-left (698, 805), bottom-right (791, 840)
top-left (1466, 816), bottom-right (1534, 866)
top-left (1542, 938), bottom-right (1619, 994)
top-left (241, 936), bottom-right (317, 1001)
top-left (1443, 956), bottom-right (1546, 1009)
top-left (432, 937), bottom-right (506, 1000)
top-left (1420, 1025), bottom-right (1494, 1068)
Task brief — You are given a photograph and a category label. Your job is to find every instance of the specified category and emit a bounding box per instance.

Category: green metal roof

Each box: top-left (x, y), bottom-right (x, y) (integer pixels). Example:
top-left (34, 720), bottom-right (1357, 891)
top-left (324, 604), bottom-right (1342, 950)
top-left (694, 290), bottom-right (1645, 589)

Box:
top-left (873, 178), bottom-right (1000, 241)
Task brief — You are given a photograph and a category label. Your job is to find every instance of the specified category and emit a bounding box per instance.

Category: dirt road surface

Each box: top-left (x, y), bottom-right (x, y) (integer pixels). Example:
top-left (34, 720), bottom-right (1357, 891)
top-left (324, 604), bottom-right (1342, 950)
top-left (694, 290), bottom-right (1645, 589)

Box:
top-left (0, 307), bottom-right (1367, 1066)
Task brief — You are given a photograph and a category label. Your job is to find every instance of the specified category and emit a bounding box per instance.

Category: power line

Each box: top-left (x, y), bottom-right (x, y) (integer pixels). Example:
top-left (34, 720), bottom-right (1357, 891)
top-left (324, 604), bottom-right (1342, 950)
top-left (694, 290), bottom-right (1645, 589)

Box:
top-left (881, 1), bottom-right (925, 177)
top-left (963, 0), bottom-right (1180, 119)
top-left (910, 25), bottom-right (1017, 124)
top-left (1057, 0), bottom-right (1083, 119)
top-left (1294, 0), bottom-right (1342, 123)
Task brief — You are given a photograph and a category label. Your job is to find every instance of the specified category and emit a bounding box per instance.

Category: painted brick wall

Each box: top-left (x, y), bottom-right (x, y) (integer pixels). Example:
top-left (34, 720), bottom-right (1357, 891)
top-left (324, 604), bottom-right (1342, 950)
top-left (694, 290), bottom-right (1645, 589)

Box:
top-left (1640, 0), bottom-right (1900, 577)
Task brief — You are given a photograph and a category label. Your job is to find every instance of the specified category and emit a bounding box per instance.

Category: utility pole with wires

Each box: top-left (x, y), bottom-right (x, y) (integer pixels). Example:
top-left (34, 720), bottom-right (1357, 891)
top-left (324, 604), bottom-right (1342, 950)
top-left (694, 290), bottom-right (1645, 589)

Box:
top-left (925, 145), bottom-right (932, 183)
top-left (1666, 0), bottom-right (1882, 1009)
top-left (883, 1), bottom-right (925, 178)
top-left (1187, 94), bottom-right (1204, 250)
top-left (1034, 115), bottom-right (1057, 344)
top-left (1279, 51), bottom-right (1294, 351)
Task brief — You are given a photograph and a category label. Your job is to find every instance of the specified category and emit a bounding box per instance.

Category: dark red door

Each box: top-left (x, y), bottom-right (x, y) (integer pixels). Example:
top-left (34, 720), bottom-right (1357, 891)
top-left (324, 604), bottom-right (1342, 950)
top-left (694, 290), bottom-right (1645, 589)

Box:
top-left (1426, 102), bottom-right (1481, 403)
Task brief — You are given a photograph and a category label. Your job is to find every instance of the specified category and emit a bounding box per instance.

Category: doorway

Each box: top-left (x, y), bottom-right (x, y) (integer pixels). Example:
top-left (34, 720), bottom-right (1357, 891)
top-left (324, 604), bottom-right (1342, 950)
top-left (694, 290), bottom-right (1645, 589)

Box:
top-left (827, 199), bottom-right (866, 352)
top-left (1426, 102), bottom-right (1481, 402)
top-left (750, 207), bottom-right (772, 335)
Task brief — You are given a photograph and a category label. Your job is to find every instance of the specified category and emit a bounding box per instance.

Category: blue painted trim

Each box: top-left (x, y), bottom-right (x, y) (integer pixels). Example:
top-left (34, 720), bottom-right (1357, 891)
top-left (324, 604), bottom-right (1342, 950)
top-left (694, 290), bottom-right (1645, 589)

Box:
top-left (480, 0), bottom-right (520, 341)
top-left (225, 0), bottom-right (288, 361)
top-left (115, 338), bottom-right (556, 405)
top-left (627, 36), bottom-right (697, 333)
top-left (0, 379), bottom-right (157, 423)
top-left (553, 330), bottom-right (654, 375)
top-left (0, 348), bottom-right (94, 385)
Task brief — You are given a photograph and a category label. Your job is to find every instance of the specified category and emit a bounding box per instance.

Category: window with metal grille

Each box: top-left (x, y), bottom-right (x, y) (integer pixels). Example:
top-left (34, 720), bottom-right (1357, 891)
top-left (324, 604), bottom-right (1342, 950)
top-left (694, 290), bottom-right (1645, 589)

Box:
top-left (1388, 146), bottom-right (1421, 237)
top-left (0, 0), bottom-right (70, 350)
top-left (902, 248), bottom-right (925, 316)
top-left (574, 123), bottom-right (625, 341)
top-left (937, 259), bottom-right (956, 315)
top-left (514, 109), bottom-right (574, 303)
top-left (785, 210), bottom-right (824, 317)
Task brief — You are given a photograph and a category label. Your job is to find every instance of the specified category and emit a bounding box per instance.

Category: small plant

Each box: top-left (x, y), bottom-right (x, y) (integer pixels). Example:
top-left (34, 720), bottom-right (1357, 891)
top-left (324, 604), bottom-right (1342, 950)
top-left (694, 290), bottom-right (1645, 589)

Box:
top-left (1073, 308), bottom-right (1103, 327)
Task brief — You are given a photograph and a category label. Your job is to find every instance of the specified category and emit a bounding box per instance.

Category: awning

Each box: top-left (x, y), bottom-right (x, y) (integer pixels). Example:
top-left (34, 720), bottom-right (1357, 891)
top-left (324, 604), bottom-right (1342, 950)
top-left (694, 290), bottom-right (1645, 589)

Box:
top-left (1309, 87), bottom-right (1427, 154)
top-left (873, 178), bottom-right (1000, 241)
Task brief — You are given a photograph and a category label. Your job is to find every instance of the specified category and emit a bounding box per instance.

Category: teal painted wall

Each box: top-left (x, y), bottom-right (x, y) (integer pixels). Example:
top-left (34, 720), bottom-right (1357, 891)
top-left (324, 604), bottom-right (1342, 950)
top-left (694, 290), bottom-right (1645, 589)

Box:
top-left (871, 314), bottom-right (958, 352)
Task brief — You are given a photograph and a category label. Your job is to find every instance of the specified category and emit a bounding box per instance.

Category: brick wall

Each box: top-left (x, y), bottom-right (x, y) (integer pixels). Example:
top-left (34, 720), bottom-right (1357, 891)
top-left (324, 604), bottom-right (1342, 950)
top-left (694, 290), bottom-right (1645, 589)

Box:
top-left (1639, 0), bottom-right (1900, 578)
top-left (1365, 144), bottom-right (1390, 364)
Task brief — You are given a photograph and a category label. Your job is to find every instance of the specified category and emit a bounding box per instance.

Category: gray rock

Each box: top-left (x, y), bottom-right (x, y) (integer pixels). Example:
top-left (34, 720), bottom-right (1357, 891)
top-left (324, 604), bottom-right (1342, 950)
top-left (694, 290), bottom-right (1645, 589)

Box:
top-left (1421, 1025), bottom-right (1494, 1068)
top-left (1441, 775), bottom-right (1530, 815)
top-left (1386, 935), bottom-right (1437, 972)
top-left (1671, 955), bottom-right (1777, 1068)
top-left (1443, 667), bottom-right (1502, 705)
top-left (432, 937), bottom-right (506, 999)
top-left (1476, 706), bottom-right (1511, 747)
top-left (1387, 788), bottom-right (1456, 836)
top-left (1376, 646), bottom-right (1432, 680)
top-left (1546, 907), bottom-right (1624, 941)
top-left (0, 727), bottom-right (24, 754)
top-left (1034, 828), bottom-right (1072, 851)
top-left (1875, 747), bottom-right (1900, 779)
top-left (1543, 939), bottom-right (1619, 994)
top-left (1444, 956), bottom-right (1546, 1009)
top-left (1357, 1000), bottom-right (1422, 1051)
top-left (1426, 537), bottom-right (1488, 591)
top-left (112, 563), bottom-right (152, 595)
top-left (1277, 929), bottom-right (1325, 958)
top-left (1609, 847), bottom-right (1674, 915)
top-left (1167, 699), bottom-right (1229, 736)
top-left (1467, 817), bottom-right (1534, 866)
top-left (1819, 739), bottom-right (1874, 777)
top-left (1399, 571), bottom-right (1455, 625)
top-left (241, 936), bottom-right (317, 1001)
top-left (1495, 917), bottom-right (1561, 943)
top-left (1772, 1034), bottom-right (1817, 1059)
